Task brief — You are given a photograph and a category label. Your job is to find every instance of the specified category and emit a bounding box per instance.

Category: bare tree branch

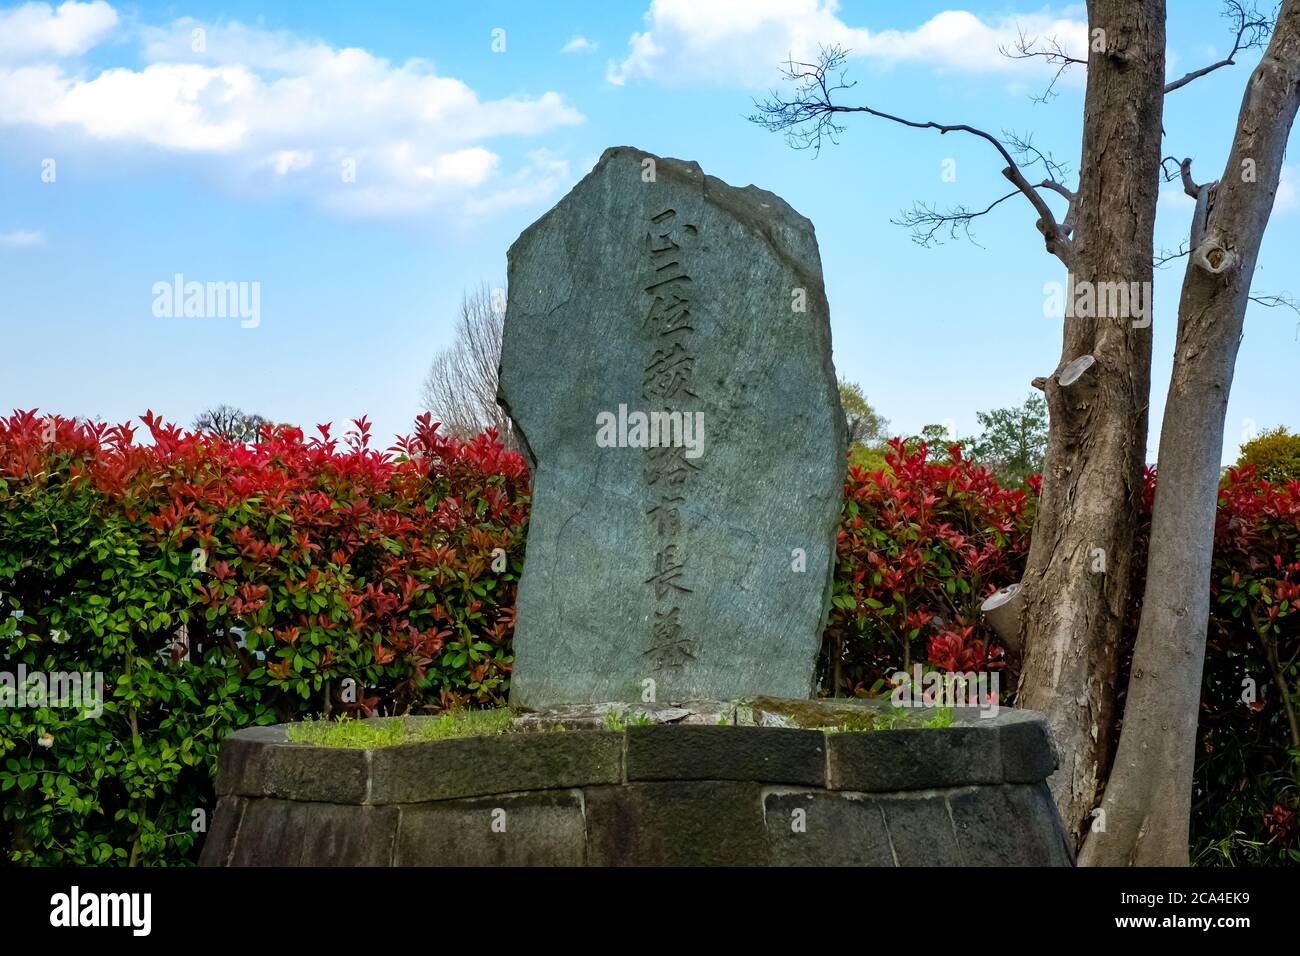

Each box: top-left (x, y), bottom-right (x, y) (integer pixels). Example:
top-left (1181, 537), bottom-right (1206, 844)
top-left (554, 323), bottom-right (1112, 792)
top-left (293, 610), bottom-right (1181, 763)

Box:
top-left (1035, 179), bottom-right (1075, 202)
top-left (749, 45), bottom-right (1076, 268)
top-left (1173, 157), bottom-right (1223, 256)
top-left (1160, 154), bottom-right (1204, 197)
top-left (999, 28), bottom-right (1086, 103)
top-left (1154, 241), bottom-right (1191, 268)
top-left (1250, 291), bottom-right (1299, 309)
top-left (892, 190), bottom-right (1021, 247)
top-left (1249, 291), bottom-right (1300, 341)
top-left (192, 405), bottom-right (269, 443)
top-left (1036, 178), bottom-right (1079, 238)
top-left (421, 283), bottom-right (516, 449)
top-left (1162, 155), bottom-right (1221, 258)
top-left (1163, 1), bottom-right (1273, 93)
top-left (1005, 3), bottom-right (1272, 102)
top-left (1180, 158), bottom-right (1202, 198)
top-left (1004, 129), bottom-right (1072, 183)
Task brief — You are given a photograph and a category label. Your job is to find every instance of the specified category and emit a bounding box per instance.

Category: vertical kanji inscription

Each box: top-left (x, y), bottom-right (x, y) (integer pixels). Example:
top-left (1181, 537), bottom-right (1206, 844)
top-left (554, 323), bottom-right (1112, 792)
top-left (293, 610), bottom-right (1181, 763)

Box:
top-left (642, 208), bottom-right (700, 670)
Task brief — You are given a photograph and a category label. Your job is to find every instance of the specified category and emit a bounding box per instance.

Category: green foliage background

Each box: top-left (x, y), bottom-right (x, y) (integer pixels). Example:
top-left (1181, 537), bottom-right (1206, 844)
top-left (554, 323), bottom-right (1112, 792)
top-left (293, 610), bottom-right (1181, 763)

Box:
top-left (2, 408), bottom-right (1297, 866)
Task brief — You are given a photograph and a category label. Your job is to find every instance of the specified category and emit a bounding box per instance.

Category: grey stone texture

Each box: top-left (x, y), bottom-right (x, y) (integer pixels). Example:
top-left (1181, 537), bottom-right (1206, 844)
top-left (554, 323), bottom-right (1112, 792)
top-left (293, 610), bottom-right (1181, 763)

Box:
top-left (394, 792), bottom-right (587, 867)
top-left (202, 707), bottom-right (1072, 866)
top-left (499, 146), bottom-right (846, 709)
top-left (585, 781), bottom-right (770, 866)
top-left (367, 731), bottom-right (623, 804)
top-left (223, 800), bottom-right (399, 867)
top-left (625, 724), bottom-right (825, 785)
top-left (764, 790), bottom-right (895, 867)
top-left (827, 726), bottom-right (1004, 792)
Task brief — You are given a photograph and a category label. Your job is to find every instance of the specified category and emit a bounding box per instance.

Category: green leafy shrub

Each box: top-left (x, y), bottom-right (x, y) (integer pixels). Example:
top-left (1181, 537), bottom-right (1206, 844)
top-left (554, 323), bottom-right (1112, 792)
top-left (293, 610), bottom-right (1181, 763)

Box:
top-left (1236, 426), bottom-right (1300, 483)
top-left (1192, 464), bottom-right (1300, 865)
top-left (825, 444), bottom-right (1299, 865)
top-left (823, 438), bottom-right (1032, 697)
top-left (0, 410), bottom-right (527, 865)
top-left (846, 442), bottom-right (889, 472)
top-left (3, 406), bottom-right (1298, 866)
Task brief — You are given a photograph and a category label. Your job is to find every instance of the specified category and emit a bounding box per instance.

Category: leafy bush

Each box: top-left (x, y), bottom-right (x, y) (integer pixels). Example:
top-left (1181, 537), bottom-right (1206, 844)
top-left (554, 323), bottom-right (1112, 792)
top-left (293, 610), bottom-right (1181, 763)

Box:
top-left (1193, 465), bottom-right (1300, 865)
top-left (2, 408), bottom-right (1297, 866)
top-left (847, 442), bottom-right (890, 472)
top-left (0, 410), bottom-right (527, 865)
top-left (821, 438), bottom-right (1032, 696)
top-left (1236, 426), bottom-right (1300, 483)
top-left (824, 442), bottom-right (1299, 865)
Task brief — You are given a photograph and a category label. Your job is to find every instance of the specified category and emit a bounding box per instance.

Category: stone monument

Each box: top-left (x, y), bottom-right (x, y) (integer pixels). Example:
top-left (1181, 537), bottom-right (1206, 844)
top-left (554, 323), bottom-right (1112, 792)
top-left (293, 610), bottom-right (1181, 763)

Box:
top-left (200, 148), bottom-right (1072, 868)
top-left (499, 146), bottom-right (846, 709)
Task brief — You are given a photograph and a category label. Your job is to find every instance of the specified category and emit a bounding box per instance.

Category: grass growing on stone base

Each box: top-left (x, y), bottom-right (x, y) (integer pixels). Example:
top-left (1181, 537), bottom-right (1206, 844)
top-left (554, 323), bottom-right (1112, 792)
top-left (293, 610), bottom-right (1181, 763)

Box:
top-left (817, 706), bottom-right (954, 733)
top-left (602, 708), bottom-right (654, 731)
top-left (285, 700), bottom-right (958, 747)
top-left (287, 708), bottom-right (515, 748)
top-left (744, 696), bottom-right (955, 732)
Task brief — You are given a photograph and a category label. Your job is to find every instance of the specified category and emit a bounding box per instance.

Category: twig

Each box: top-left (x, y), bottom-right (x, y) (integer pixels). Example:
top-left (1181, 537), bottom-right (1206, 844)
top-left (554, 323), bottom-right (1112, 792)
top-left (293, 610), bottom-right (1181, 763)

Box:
top-left (1164, 1), bottom-right (1273, 93)
top-left (999, 28), bottom-right (1085, 103)
top-left (750, 45), bottom-right (1075, 267)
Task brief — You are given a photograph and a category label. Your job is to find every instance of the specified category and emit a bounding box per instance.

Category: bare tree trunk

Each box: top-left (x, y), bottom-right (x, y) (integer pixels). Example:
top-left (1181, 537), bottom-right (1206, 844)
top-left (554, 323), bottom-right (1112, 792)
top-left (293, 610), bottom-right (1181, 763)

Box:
top-left (1081, 0), bottom-right (1300, 866)
top-left (1016, 0), bottom-right (1165, 841)
top-left (422, 283), bottom-right (517, 448)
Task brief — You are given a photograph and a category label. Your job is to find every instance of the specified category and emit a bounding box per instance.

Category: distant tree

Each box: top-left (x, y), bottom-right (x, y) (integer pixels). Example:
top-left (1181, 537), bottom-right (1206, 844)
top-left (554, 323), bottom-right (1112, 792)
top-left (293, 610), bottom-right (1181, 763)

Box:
top-left (840, 380), bottom-right (889, 470)
top-left (192, 405), bottom-right (269, 442)
top-left (967, 394), bottom-right (1048, 486)
top-left (916, 422), bottom-right (966, 457)
top-left (839, 380), bottom-right (887, 447)
top-left (1236, 426), bottom-right (1300, 482)
top-left (848, 444), bottom-right (890, 471)
top-left (421, 283), bottom-right (515, 449)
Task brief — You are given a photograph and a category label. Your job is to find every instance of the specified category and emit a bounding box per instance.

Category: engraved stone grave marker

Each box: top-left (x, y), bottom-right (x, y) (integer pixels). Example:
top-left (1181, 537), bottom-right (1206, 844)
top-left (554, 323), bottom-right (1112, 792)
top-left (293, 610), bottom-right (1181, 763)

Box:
top-left (499, 146), bottom-right (845, 709)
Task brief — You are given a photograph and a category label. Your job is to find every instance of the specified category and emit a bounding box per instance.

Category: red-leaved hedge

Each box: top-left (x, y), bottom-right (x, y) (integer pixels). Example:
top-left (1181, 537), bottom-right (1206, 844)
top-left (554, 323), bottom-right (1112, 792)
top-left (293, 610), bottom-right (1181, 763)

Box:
top-left (823, 437), bottom-right (1031, 696)
top-left (0, 410), bottom-right (526, 864)
top-left (823, 438), bottom-right (1299, 865)
top-left (1, 413), bottom-right (1297, 865)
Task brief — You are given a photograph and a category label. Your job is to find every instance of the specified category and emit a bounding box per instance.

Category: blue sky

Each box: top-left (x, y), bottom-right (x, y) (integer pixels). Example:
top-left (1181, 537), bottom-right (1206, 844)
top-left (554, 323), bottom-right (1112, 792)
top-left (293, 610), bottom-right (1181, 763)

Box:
top-left (1, 0), bottom-right (1296, 463)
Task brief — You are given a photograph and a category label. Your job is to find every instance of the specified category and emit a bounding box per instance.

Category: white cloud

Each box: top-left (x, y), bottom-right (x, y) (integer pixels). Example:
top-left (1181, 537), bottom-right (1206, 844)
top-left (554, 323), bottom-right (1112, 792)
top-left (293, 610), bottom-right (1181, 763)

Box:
top-left (267, 149), bottom-right (313, 176)
top-left (30, 63), bottom-right (255, 150)
top-left (1276, 164), bottom-right (1298, 215)
top-left (468, 149), bottom-right (572, 215)
top-left (140, 18), bottom-right (326, 72)
top-left (0, 9), bottom-right (585, 220)
top-left (0, 229), bottom-right (45, 247)
top-left (562, 36), bottom-right (597, 54)
top-left (607, 0), bottom-right (1088, 88)
top-left (1159, 186), bottom-right (1196, 212)
top-left (0, 1), bottom-right (117, 62)
top-left (861, 10), bottom-right (1087, 72)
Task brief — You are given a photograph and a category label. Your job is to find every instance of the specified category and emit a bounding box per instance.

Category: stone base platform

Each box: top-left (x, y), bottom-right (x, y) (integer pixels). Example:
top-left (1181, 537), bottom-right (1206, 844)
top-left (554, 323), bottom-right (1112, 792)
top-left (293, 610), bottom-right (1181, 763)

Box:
top-left (199, 700), bottom-right (1074, 866)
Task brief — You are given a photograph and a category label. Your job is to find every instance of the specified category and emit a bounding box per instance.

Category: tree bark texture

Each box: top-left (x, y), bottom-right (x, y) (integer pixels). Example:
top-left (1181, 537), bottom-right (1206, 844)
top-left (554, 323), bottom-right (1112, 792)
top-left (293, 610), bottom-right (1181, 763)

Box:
top-left (1081, 0), bottom-right (1300, 866)
top-left (1016, 0), bottom-right (1166, 842)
